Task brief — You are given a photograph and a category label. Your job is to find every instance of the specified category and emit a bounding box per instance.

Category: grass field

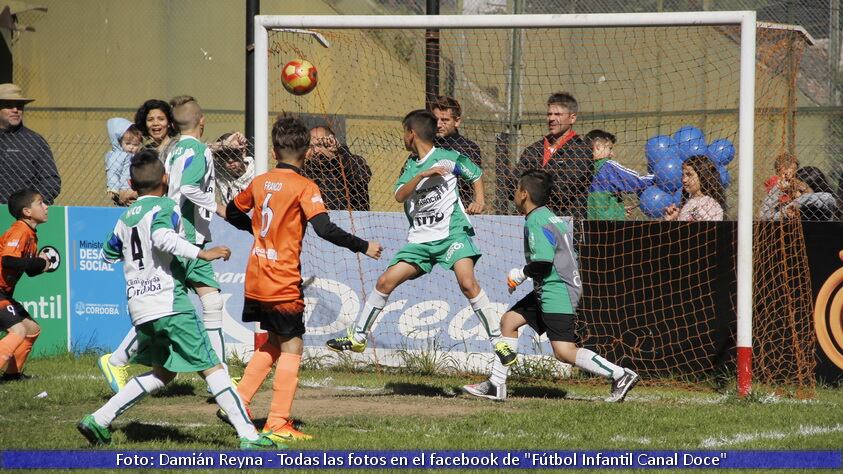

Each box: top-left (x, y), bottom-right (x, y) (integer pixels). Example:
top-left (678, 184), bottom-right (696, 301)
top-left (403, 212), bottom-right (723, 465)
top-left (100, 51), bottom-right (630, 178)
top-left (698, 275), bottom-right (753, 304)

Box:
top-left (0, 352), bottom-right (841, 473)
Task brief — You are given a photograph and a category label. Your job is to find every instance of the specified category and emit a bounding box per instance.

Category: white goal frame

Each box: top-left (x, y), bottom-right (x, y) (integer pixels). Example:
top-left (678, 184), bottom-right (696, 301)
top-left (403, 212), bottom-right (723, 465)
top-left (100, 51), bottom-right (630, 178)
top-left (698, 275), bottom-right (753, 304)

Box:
top-left (253, 12), bottom-right (758, 396)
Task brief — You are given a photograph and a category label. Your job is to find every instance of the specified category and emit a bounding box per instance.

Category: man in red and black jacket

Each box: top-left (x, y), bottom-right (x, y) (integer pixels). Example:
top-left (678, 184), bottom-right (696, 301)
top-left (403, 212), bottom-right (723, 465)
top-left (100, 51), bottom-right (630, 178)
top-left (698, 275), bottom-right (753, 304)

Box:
top-left (514, 92), bottom-right (592, 221)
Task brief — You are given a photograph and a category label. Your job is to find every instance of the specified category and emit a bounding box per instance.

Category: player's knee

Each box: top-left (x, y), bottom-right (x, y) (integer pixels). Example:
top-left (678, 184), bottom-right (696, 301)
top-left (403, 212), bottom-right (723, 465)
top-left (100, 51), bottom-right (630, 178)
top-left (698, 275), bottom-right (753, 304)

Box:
top-left (199, 291), bottom-right (223, 320)
top-left (457, 275), bottom-right (479, 295)
top-left (375, 274), bottom-right (396, 294)
top-left (500, 312), bottom-right (521, 334)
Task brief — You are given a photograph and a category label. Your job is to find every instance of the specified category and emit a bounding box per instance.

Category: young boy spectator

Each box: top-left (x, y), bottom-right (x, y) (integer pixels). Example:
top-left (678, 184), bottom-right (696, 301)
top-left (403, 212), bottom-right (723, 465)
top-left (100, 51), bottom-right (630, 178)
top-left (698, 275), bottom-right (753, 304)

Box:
top-left (586, 129), bottom-right (653, 220)
top-left (429, 96), bottom-right (484, 204)
top-left (463, 170), bottom-right (639, 402)
top-left (0, 189), bottom-right (55, 380)
top-left (219, 116), bottom-right (382, 442)
top-left (105, 118), bottom-right (143, 206)
top-left (303, 125), bottom-right (372, 211)
top-left (77, 150), bottom-right (276, 449)
top-left (211, 132), bottom-right (255, 204)
top-left (325, 110), bottom-right (515, 367)
top-left (759, 152), bottom-right (798, 219)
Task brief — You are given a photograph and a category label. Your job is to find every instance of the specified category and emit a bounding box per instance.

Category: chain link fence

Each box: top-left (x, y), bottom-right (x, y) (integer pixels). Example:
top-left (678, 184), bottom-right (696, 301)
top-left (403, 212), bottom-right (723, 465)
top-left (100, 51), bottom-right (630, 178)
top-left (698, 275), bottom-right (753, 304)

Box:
top-left (3, 0), bottom-right (842, 222)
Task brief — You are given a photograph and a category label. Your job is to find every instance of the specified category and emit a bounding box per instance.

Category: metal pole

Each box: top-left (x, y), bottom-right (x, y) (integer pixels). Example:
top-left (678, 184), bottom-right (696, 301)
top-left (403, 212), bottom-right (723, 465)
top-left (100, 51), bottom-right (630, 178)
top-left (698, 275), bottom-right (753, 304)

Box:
top-left (831, 0), bottom-right (840, 106)
top-left (425, 0), bottom-right (440, 108)
top-left (246, 0), bottom-right (259, 156)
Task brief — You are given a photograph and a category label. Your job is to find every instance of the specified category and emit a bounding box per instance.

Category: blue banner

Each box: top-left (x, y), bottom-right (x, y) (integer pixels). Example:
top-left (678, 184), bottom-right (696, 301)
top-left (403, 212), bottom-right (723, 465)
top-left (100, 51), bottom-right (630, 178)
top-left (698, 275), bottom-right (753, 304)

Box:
top-left (209, 211), bottom-right (545, 367)
top-left (2, 450), bottom-right (840, 469)
top-left (67, 207), bottom-right (131, 352)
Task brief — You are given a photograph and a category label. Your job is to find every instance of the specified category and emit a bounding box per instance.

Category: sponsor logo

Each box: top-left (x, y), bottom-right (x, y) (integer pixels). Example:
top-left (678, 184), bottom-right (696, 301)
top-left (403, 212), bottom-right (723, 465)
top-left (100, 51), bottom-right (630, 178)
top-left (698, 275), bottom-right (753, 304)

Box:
top-left (414, 212), bottom-right (445, 227)
top-left (77, 245), bottom-right (114, 272)
top-left (7, 240), bottom-right (18, 247)
top-left (19, 295), bottom-right (64, 319)
top-left (74, 301), bottom-right (121, 316)
top-left (312, 195), bottom-right (323, 203)
top-left (445, 242), bottom-right (464, 261)
top-left (126, 276), bottom-right (163, 299)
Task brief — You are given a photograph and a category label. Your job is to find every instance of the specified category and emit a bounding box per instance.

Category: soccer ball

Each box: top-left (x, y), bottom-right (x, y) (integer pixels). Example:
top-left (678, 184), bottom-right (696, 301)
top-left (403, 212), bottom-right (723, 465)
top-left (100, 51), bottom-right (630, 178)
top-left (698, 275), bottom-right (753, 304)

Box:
top-left (40, 246), bottom-right (61, 272)
top-left (281, 59), bottom-right (318, 95)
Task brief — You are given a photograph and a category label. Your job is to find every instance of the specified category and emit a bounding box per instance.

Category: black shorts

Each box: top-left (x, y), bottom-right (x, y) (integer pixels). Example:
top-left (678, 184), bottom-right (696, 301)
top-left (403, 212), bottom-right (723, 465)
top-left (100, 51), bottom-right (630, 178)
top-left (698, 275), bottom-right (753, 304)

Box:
top-left (509, 291), bottom-right (576, 343)
top-left (242, 298), bottom-right (305, 338)
top-left (0, 299), bottom-right (32, 332)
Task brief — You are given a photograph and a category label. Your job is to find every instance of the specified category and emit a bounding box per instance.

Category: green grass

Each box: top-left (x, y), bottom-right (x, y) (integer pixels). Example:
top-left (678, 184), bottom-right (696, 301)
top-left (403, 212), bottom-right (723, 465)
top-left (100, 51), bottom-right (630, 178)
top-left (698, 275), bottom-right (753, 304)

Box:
top-left (1, 352), bottom-right (841, 473)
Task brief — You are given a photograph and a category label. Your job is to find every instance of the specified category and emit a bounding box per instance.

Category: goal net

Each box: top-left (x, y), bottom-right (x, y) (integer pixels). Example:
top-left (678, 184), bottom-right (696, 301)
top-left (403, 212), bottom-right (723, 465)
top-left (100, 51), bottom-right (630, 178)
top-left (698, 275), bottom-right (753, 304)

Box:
top-left (244, 13), bottom-right (815, 394)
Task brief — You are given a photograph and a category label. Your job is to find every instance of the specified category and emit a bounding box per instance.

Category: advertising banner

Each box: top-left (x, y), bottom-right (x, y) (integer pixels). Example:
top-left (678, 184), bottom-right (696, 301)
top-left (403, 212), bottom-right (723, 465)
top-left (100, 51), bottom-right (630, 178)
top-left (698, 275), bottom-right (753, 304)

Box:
top-left (0, 206), bottom-right (69, 356)
top-left (67, 207), bottom-right (130, 353)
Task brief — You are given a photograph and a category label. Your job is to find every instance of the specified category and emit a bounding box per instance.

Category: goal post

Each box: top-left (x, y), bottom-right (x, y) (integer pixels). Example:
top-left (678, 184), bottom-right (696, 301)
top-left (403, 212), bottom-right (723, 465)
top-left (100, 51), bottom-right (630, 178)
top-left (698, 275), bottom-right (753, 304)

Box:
top-left (252, 12), bottom-right (764, 395)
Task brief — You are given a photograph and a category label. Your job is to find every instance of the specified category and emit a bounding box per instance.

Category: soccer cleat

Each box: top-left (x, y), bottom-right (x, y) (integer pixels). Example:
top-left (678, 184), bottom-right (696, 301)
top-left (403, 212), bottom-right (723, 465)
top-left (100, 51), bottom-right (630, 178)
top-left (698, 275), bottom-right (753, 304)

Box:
top-left (325, 329), bottom-right (366, 353)
top-left (239, 433), bottom-right (285, 450)
top-left (262, 419), bottom-right (314, 442)
top-left (493, 341), bottom-right (517, 366)
top-left (97, 354), bottom-right (129, 394)
top-left (216, 406), bottom-right (254, 428)
top-left (77, 415), bottom-right (112, 445)
top-left (606, 368), bottom-right (640, 403)
top-left (462, 379), bottom-right (506, 401)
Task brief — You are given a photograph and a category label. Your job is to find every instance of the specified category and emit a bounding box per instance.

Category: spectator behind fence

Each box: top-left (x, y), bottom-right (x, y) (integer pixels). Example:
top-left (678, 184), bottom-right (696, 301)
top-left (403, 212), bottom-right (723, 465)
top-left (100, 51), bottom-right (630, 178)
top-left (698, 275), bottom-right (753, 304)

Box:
top-left (104, 118), bottom-right (143, 206)
top-left (664, 155), bottom-right (724, 222)
top-left (303, 125), bottom-right (372, 211)
top-left (429, 96), bottom-right (483, 204)
top-left (134, 99), bottom-right (178, 153)
top-left (514, 92), bottom-right (592, 221)
top-left (211, 132), bottom-right (255, 203)
top-left (585, 129), bottom-right (653, 220)
top-left (0, 84), bottom-right (61, 205)
top-left (783, 166), bottom-right (837, 221)
top-left (758, 152), bottom-right (799, 220)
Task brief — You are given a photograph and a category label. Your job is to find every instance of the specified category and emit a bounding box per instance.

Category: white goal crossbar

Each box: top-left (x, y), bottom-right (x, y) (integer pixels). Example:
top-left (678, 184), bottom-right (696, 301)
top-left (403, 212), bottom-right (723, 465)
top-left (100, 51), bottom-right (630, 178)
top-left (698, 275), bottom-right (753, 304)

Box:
top-left (253, 11), bottom-right (757, 396)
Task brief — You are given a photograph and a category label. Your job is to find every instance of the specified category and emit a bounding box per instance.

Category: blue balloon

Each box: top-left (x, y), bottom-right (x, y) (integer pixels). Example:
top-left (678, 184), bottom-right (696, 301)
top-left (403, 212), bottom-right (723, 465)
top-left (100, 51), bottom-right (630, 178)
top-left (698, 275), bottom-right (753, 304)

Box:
top-left (645, 135), bottom-right (678, 172)
top-left (707, 139), bottom-right (735, 166)
top-left (718, 165), bottom-right (731, 188)
top-left (678, 138), bottom-right (707, 161)
top-left (672, 189), bottom-right (684, 207)
top-left (674, 125), bottom-right (705, 144)
top-left (640, 186), bottom-right (672, 218)
top-left (653, 155), bottom-right (684, 193)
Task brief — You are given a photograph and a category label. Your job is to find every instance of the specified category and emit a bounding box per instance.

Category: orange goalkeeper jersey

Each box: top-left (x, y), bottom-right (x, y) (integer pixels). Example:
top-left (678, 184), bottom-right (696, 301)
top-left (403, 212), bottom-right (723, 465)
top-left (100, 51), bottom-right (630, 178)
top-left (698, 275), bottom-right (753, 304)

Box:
top-left (233, 163), bottom-right (327, 302)
top-left (0, 221), bottom-right (38, 297)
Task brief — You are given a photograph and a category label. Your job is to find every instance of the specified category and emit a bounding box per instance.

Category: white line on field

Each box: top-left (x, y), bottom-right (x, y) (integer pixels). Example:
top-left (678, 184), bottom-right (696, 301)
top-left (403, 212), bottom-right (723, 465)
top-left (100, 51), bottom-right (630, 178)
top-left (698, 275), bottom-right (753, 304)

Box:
top-left (701, 424), bottom-right (843, 448)
top-left (299, 377), bottom-right (386, 393)
top-left (611, 434), bottom-right (652, 445)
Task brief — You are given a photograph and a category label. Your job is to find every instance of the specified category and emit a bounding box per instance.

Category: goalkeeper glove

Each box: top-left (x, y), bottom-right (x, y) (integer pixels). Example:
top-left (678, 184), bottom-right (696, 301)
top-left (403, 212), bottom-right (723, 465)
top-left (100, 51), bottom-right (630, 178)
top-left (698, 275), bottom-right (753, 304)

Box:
top-left (507, 267), bottom-right (527, 293)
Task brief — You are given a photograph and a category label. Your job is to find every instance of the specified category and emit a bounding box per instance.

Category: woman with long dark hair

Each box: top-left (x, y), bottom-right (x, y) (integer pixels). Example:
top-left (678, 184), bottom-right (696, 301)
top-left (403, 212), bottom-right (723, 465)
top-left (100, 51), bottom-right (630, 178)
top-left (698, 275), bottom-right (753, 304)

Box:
top-left (664, 155), bottom-right (725, 221)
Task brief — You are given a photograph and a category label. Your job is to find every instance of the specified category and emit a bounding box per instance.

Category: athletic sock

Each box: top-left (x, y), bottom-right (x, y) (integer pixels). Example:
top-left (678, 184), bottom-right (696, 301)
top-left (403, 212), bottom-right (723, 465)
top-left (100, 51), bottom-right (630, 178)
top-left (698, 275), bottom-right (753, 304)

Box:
top-left (200, 292), bottom-right (227, 369)
top-left (0, 332), bottom-right (24, 372)
top-left (4, 330), bottom-right (39, 375)
top-left (109, 328), bottom-right (138, 366)
top-left (207, 369), bottom-right (259, 440)
top-left (469, 290), bottom-right (501, 339)
top-left (352, 289), bottom-right (389, 343)
top-left (237, 341), bottom-right (281, 405)
top-left (575, 348), bottom-right (624, 380)
top-left (265, 353), bottom-right (301, 431)
top-left (490, 336), bottom-right (518, 386)
top-left (93, 371), bottom-right (167, 426)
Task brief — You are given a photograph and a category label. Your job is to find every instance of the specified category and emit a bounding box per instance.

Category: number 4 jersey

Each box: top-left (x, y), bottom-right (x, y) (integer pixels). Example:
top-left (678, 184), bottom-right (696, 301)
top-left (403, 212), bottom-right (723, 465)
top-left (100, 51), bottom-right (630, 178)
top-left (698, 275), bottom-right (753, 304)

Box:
top-left (395, 147), bottom-right (482, 243)
top-left (103, 195), bottom-right (201, 326)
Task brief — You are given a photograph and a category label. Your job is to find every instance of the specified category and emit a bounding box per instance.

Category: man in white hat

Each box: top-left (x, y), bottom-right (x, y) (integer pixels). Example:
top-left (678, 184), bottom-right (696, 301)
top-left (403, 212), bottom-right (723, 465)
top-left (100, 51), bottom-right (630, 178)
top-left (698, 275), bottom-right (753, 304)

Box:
top-left (0, 83), bottom-right (60, 204)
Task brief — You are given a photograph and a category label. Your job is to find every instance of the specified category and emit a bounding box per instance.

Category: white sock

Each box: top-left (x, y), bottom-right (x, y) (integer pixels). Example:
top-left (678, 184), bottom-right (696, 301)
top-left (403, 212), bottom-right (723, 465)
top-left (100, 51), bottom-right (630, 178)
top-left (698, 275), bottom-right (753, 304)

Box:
top-left (352, 289), bottom-right (389, 342)
top-left (200, 292), bottom-right (227, 370)
top-left (206, 369), bottom-right (259, 440)
top-left (93, 371), bottom-right (166, 426)
top-left (109, 328), bottom-right (138, 367)
top-left (469, 290), bottom-right (501, 339)
top-left (575, 348), bottom-right (624, 380)
top-left (489, 336), bottom-right (518, 386)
